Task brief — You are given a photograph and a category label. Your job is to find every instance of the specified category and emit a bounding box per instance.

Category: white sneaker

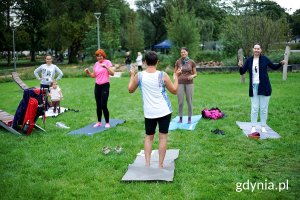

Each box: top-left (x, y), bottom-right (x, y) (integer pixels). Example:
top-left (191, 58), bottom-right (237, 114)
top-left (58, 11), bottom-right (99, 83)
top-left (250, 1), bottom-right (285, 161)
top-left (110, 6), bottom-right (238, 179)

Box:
top-left (251, 126), bottom-right (256, 133)
top-left (261, 126), bottom-right (267, 133)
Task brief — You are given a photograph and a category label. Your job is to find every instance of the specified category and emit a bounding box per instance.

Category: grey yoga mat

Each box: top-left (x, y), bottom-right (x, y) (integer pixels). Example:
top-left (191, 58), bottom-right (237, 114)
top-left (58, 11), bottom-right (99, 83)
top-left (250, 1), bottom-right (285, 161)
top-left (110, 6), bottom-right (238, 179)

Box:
top-left (68, 119), bottom-right (125, 135)
top-left (236, 121), bottom-right (281, 139)
top-left (122, 149), bottom-right (180, 182)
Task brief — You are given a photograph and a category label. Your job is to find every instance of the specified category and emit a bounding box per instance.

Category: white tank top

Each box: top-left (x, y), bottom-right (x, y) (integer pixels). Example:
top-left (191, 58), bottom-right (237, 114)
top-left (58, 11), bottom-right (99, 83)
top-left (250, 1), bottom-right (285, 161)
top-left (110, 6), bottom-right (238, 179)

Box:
top-left (138, 71), bottom-right (172, 118)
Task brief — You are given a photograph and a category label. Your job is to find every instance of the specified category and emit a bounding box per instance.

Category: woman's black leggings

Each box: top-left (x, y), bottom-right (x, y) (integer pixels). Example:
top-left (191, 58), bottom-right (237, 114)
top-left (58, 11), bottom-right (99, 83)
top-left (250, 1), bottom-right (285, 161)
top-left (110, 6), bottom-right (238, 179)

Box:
top-left (94, 82), bottom-right (110, 123)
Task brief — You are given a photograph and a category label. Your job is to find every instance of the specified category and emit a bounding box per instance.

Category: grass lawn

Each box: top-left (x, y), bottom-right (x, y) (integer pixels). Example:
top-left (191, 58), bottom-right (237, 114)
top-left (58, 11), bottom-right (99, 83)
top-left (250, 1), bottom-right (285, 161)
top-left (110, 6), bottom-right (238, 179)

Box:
top-left (0, 72), bottom-right (299, 199)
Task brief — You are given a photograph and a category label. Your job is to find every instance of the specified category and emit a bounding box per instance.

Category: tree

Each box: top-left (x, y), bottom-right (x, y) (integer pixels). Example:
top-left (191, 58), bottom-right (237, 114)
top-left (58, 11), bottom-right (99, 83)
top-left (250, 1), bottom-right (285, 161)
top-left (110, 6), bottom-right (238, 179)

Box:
top-left (199, 19), bottom-right (214, 49)
top-left (291, 9), bottom-right (300, 39)
top-left (124, 12), bottom-right (144, 58)
top-left (102, 7), bottom-right (122, 59)
top-left (220, 0), bottom-right (289, 56)
top-left (165, 0), bottom-right (200, 62)
top-left (0, 0), bottom-right (18, 65)
top-left (136, 0), bottom-right (167, 48)
top-left (16, 0), bottom-right (47, 62)
top-left (186, 0), bottom-right (226, 41)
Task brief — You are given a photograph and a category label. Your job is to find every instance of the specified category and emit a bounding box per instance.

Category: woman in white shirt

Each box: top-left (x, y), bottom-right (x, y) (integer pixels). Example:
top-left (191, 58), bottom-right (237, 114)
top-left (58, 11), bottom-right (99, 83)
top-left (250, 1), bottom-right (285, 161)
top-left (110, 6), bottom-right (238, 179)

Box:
top-left (136, 52), bottom-right (143, 71)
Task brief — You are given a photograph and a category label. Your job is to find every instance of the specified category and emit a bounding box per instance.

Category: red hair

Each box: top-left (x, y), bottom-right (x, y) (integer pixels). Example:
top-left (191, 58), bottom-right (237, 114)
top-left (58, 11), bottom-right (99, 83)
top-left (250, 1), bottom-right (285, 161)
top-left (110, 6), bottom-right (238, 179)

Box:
top-left (95, 49), bottom-right (106, 59)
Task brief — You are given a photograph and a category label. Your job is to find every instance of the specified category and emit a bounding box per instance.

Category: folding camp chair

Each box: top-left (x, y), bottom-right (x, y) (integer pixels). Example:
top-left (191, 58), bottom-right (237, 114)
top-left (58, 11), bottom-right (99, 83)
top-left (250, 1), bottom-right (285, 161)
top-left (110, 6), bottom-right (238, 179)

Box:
top-left (0, 109), bottom-right (21, 135)
top-left (0, 109), bottom-right (45, 136)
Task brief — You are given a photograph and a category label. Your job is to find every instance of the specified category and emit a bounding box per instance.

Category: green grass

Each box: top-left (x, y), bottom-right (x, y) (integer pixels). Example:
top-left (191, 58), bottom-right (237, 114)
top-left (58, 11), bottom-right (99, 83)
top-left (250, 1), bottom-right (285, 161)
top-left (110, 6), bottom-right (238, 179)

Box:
top-left (0, 72), bottom-right (299, 199)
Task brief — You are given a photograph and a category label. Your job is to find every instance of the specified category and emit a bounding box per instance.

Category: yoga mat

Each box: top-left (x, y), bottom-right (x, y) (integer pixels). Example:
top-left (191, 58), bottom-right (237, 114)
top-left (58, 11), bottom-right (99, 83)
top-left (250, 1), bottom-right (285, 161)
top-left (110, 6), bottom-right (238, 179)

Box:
top-left (169, 115), bottom-right (202, 131)
top-left (44, 107), bottom-right (67, 117)
top-left (68, 119), bottom-right (125, 135)
top-left (122, 149), bottom-right (180, 182)
top-left (236, 121), bottom-right (281, 139)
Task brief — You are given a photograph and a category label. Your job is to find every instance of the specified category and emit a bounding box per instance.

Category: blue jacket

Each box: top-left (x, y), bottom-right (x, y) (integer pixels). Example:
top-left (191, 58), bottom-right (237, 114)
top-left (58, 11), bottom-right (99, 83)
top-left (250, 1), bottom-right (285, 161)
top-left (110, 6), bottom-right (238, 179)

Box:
top-left (239, 55), bottom-right (282, 97)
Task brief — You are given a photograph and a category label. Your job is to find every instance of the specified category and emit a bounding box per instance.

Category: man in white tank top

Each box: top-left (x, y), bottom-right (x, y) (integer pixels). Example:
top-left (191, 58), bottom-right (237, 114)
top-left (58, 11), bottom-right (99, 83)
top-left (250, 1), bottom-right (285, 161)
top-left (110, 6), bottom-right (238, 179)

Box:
top-left (128, 51), bottom-right (181, 168)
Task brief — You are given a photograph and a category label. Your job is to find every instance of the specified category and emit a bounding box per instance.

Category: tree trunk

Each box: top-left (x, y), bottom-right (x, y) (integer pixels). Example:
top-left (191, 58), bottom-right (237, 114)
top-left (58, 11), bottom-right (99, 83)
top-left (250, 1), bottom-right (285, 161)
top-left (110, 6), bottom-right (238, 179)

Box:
top-left (30, 50), bottom-right (36, 62)
top-left (30, 34), bottom-right (36, 62)
top-left (68, 44), bottom-right (79, 64)
top-left (6, 5), bottom-right (11, 65)
top-left (283, 46), bottom-right (290, 81)
top-left (238, 48), bottom-right (245, 83)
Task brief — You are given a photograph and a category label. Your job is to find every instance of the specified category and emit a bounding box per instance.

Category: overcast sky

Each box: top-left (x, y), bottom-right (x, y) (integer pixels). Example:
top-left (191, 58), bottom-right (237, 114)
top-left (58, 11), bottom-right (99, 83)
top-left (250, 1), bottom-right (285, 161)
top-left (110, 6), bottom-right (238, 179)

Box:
top-left (126, 0), bottom-right (300, 14)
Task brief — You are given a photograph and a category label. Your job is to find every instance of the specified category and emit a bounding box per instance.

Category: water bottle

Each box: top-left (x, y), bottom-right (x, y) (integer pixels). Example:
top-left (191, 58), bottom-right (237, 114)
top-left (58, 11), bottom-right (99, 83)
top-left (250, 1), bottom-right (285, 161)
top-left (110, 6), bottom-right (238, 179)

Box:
top-left (56, 122), bottom-right (70, 129)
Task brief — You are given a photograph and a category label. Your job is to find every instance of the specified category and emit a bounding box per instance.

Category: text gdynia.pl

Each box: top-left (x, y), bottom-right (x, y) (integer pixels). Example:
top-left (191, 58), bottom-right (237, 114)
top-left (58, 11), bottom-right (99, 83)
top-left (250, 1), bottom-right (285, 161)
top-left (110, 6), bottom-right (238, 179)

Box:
top-left (236, 179), bottom-right (289, 192)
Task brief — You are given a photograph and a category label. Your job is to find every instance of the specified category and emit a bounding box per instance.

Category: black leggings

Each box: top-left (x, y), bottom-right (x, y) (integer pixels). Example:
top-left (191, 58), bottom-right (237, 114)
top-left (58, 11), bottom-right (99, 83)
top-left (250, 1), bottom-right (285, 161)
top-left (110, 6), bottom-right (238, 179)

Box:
top-left (94, 83), bottom-right (110, 123)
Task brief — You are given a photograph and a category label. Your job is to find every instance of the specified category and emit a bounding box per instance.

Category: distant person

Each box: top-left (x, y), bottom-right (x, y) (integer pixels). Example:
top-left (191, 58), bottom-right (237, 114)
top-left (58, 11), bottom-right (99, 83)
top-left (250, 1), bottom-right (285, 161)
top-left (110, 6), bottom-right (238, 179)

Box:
top-left (49, 80), bottom-right (63, 113)
top-left (136, 52), bottom-right (143, 71)
top-left (238, 44), bottom-right (285, 133)
top-left (128, 51), bottom-right (181, 168)
top-left (85, 49), bottom-right (115, 128)
top-left (174, 47), bottom-right (197, 124)
top-left (34, 54), bottom-right (63, 90)
top-left (125, 51), bottom-right (131, 71)
top-left (78, 52), bottom-right (85, 63)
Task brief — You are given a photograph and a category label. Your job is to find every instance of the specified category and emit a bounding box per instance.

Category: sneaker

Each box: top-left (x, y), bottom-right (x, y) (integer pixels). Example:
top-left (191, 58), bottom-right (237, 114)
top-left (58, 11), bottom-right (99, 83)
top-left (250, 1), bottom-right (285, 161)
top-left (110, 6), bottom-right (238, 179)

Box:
top-left (93, 122), bottom-right (102, 128)
top-left (105, 123), bottom-right (110, 128)
top-left (114, 146), bottom-right (123, 154)
top-left (102, 147), bottom-right (111, 155)
top-left (251, 126), bottom-right (256, 133)
top-left (261, 126), bottom-right (267, 133)
top-left (248, 132), bottom-right (260, 139)
top-left (211, 129), bottom-right (225, 135)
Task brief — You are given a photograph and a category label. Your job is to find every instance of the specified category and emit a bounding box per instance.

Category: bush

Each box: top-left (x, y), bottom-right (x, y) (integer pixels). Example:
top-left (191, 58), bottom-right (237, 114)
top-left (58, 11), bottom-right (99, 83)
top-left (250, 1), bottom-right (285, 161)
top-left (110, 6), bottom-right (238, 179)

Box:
top-left (157, 54), bottom-right (174, 70)
top-left (194, 50), bottom-right (225, 62)
top-left (266, 50), bottom-right (300, 64)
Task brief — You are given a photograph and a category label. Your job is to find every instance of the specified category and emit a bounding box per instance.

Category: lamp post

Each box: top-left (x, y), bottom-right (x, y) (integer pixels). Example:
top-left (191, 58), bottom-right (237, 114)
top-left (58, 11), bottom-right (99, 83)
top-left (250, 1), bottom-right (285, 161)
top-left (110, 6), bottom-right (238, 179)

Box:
top-left (10, 12), bottom-right (19, 72)
top-left (11, 25), bottom-right (17, 72)
top-left (94, 12), bottom-right (101, 49)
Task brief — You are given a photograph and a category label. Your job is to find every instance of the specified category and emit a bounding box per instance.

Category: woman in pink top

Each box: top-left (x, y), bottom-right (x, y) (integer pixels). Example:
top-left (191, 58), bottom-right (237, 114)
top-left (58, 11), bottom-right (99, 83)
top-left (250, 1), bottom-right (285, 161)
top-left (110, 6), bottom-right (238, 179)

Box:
top-left (85, 49), bottom-right (115, 128)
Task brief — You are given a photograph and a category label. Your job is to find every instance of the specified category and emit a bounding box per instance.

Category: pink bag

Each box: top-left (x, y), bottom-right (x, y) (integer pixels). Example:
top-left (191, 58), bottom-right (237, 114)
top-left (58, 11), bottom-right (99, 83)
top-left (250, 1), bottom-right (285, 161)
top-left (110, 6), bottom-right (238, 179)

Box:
top-left (202, 107), bottom-right (224, 120)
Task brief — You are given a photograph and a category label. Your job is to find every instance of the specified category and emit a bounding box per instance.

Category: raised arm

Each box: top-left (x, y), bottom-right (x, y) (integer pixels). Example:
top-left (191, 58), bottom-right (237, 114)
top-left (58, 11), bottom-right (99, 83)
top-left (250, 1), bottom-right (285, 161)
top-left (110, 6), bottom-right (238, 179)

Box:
top-left (128, 69), bottom-right (138, 93)
top-left (164, 69), bottom-right (181, 95)
top-left (103, 65), bottom-right (115, 76)
top-left (239, 59), bottom-right (248, 75)
top-left (267, 57), bottom-right (285, 70)
top-left (84, 68), bottom-right (96, 78)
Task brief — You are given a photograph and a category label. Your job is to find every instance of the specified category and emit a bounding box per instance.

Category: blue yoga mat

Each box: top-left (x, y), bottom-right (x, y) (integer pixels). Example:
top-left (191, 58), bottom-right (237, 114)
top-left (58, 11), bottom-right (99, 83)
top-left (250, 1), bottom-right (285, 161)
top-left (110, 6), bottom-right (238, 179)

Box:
top-left (169, 115), bottom-right (202, 131)
top-left (68, 119), bottom-right (125, 135)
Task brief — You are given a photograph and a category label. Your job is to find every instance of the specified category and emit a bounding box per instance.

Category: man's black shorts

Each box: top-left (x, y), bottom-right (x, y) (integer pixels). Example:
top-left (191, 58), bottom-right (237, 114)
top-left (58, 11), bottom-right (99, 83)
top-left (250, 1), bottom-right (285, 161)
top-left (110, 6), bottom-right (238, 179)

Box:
top-left (145, 113), bottom-right (172, 135)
